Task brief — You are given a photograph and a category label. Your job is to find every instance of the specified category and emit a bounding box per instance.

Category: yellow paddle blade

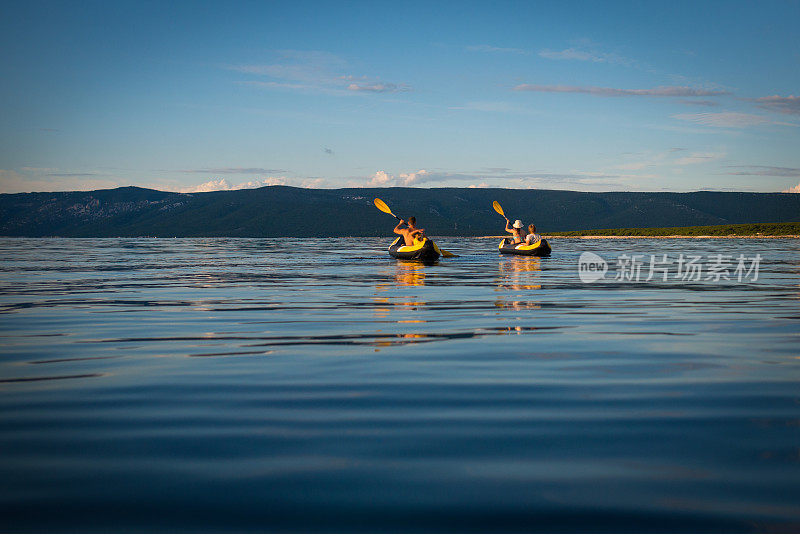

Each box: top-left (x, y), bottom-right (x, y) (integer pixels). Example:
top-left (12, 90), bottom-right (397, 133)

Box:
top-left (432, 241), bottom-right (457, 258)
top-left (492, 201), bottom-right (505, 217)
top-left (374, 198), bottom-right (395, 217)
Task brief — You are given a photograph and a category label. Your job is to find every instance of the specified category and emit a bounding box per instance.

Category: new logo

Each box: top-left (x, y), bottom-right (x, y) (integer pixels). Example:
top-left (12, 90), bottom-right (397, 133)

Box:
top-left (578, 252), bottom-right (608, 283)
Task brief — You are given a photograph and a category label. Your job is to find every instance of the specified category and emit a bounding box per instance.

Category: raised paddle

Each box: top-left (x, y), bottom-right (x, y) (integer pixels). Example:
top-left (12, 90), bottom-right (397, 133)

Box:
top-left (373, 198), bottom-right (456, 258)
top-left (374, 198), bottom-right (400, 220)
top-left (492, 200), bottom-right (506, 219)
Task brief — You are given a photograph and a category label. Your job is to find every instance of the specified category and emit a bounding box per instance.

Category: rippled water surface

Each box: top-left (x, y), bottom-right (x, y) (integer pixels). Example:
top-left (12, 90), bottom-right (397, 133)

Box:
top-left (1, 237), bottom-right (799, 532)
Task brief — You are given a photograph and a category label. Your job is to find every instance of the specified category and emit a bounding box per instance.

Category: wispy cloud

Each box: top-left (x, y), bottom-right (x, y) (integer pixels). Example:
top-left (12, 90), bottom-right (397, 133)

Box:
top-left (513, 84), bottom-right (729, 98)
top-left (725, 165), bottom-right (800, 177)
top-left (538, 47), bottom-right (633, 66)
top-left (783, 182), bottom-right (800, 193)
top-left (679, 100), bottom-right (720, 107)
top-left (466, 44), bottom-right (528, 55)
top-left (672, 112), bottom-right (797, 128)
top-left (178, 167), bottom-right (285, 174)
top-left (450, 101), bottom-right (520, 113)
top-left (228, 50), bottom-right (410, 95)
top-left (347, 83), bottom-right (409, 93)
top-left (17, 167), bottom-right (99, 177)
top-left (751, 95), bottom-right (800, 115)
top-left (673, 152), bottom-right (725, 165)
top-left (237, 80), bottom-right (310, 91)
top-left (611, 150), bottom-right (725, 171)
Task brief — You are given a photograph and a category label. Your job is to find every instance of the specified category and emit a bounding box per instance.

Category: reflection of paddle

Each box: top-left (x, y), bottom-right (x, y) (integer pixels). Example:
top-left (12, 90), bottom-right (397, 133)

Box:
top-left (434, 244), bottom-right (456, 258)
top-left (373, 198), bottom-right (456, 257)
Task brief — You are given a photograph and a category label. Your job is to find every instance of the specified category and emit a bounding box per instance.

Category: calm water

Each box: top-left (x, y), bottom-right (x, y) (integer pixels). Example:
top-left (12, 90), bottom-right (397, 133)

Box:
top-left (1, 237), bottom-right (799, 533)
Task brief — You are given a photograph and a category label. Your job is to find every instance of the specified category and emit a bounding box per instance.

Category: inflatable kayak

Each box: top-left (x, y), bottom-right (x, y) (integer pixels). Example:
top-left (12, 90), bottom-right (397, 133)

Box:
top-left (389, 236), bottom-right (441, 262)
top-left (498, 237), bottom-right (552, 256)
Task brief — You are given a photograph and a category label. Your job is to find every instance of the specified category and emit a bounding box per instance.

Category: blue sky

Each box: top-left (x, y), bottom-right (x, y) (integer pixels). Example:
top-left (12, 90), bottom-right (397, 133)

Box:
top-left (1, 0), bottom-right (799, 193)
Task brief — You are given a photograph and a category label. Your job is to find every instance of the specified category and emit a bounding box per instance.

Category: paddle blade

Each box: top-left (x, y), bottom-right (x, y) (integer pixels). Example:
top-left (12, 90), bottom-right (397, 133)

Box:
top-left (374, 198), bottom-right (396, 217)
top-left (440, 249), bottom-right (457, 258)
top-left (492, 201), bottom-right (505, 217)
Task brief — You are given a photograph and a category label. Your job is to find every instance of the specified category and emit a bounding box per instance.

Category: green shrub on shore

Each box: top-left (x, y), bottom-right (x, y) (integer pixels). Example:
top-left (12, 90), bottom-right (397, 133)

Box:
top-left (548, 222), bottom-right (800, 237)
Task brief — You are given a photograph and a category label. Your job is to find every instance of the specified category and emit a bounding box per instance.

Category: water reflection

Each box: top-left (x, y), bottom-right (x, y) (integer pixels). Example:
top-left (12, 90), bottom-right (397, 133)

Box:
top-left (2, 237), bottom-right (799, 532)
top-left (495, 299), bottom-right (541, 311)
top-left (394, 261), bottom-right (427, 287)
top-left (496, 257), bottom-right (543, 291)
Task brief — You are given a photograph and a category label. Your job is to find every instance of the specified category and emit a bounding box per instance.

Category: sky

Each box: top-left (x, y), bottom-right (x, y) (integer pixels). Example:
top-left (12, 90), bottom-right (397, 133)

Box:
top-left (1, 0), bottom-right (799, 194)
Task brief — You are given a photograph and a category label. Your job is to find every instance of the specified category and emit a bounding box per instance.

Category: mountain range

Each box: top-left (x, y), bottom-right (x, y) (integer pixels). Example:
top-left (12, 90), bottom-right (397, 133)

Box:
top-left (1, 186), bottom-right (798, 237)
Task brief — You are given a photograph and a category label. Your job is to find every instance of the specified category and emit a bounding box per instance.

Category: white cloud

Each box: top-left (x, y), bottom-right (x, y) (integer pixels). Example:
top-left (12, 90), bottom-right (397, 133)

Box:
top-left (300, 178), bottom-right (326, 189)
top-left (514, 84), bottom-right (729, 97)
top-left (783, 182), bottom-right (800, 193)
top-left (182, 179), bottom-right (232, 192)
top-left (179, 177), bottom-right (288, 193)
top-left (367, 171), bottom-right (394, 186)
top-left (468, 183), bottom-right (490, 188)
top-left (672, 112), bottom-right (797, 128)
top-left (366, 170), bottom-right (436, 187)
top-left (397, 170), bottom-right (430, 186)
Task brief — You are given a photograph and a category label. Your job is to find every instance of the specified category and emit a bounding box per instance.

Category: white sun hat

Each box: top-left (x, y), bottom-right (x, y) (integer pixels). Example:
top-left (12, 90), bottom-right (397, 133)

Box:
top-left (513, 220), bottom-right (523, 228)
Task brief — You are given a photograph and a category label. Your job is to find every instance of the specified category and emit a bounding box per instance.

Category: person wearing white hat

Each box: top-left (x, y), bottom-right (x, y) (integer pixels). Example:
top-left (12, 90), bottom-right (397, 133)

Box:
top-left (504, 217), bottom-right (527, 244)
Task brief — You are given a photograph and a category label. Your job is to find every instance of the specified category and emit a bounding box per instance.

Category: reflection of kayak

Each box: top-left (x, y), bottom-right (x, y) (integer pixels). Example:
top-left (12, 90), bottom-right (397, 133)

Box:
top-left (389, 236), bottom-right (441, 262)
top-left (498, 237), bottom-right (552, 256)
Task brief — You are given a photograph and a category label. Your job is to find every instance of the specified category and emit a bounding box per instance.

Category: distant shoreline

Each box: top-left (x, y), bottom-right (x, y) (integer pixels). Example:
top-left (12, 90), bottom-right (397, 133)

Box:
top-left (549, 235), bottom-right (800, 239)
top-left (478, 235), bottom-right (800, 239)
top-left (515, 222), bottom-right (800, 238)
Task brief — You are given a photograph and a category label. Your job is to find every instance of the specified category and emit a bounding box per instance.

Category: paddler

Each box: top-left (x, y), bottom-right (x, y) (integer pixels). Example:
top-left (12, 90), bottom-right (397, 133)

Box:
top-left (394, 216), bottom-right (425, 246)
top-left (504, 218), bottom-right (527, 244)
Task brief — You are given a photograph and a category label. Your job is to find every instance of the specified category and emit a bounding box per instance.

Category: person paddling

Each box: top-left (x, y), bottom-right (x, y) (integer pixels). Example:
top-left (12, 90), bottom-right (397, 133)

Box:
top-left (394, 216), bottom-right (425, 246)
top-left (504, 218), bottom-right (527, 244)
